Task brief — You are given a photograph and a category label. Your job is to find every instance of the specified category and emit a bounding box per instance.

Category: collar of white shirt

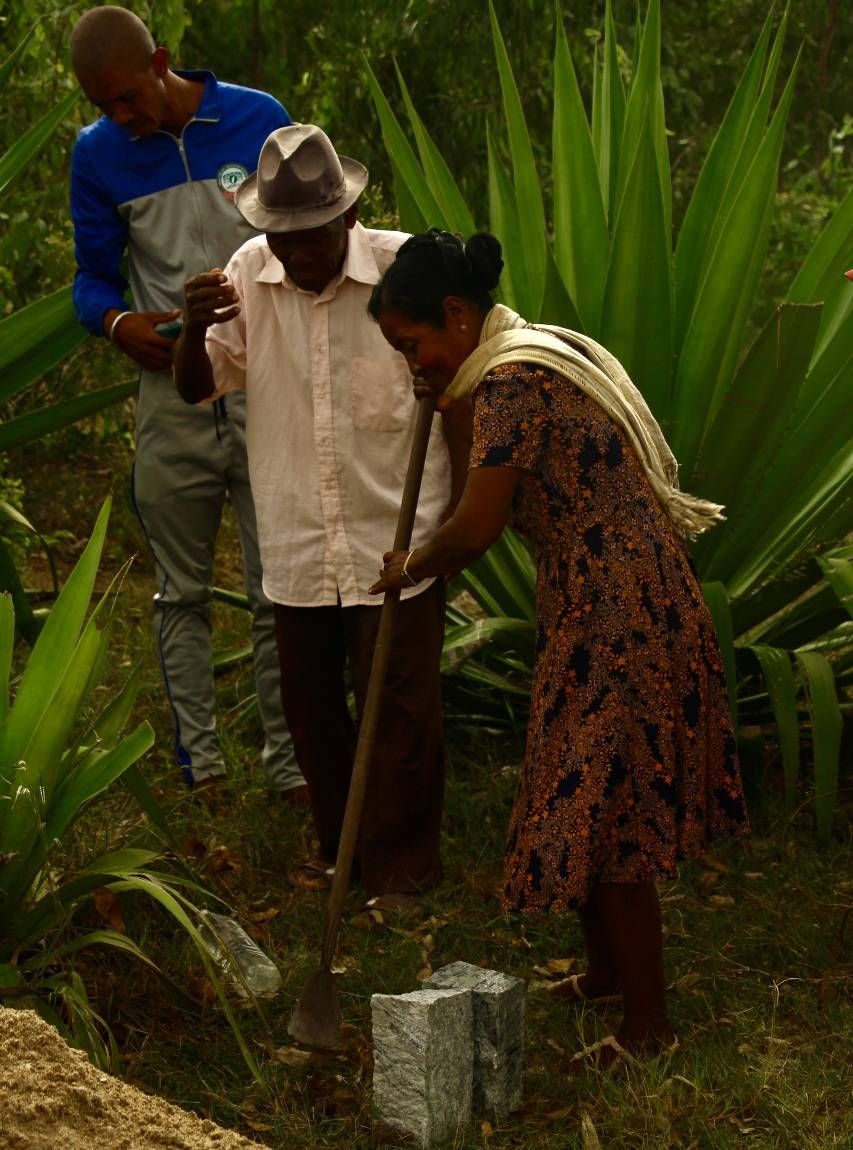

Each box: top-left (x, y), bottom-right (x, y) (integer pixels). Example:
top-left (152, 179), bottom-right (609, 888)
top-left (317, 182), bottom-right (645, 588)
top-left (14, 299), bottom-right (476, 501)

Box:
top-left (254, 221), bottom-right (381, 298)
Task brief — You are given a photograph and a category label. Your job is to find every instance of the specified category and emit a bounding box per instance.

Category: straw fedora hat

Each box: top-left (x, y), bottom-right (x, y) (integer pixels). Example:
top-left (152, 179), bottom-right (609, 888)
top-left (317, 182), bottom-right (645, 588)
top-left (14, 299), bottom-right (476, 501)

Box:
top-left (235, 123), bottom-right (368, 232)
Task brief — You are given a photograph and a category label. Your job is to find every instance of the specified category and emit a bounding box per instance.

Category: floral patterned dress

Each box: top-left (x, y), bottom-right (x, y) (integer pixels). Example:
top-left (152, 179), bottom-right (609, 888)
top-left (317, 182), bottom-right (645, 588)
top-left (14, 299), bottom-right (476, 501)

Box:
top-left (469, 363), bottom-right (749, 914)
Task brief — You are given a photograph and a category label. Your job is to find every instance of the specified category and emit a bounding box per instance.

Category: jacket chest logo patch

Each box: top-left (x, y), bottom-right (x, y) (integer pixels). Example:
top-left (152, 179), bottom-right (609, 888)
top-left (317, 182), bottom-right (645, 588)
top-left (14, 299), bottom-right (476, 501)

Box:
top-left (217, 163), bottom-right (249, 198)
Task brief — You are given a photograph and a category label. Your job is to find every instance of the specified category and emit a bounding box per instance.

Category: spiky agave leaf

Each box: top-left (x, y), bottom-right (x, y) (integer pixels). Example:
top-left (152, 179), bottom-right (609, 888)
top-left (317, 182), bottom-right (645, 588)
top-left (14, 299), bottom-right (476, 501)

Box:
top-left (360, 3), bottom-right (852, 835)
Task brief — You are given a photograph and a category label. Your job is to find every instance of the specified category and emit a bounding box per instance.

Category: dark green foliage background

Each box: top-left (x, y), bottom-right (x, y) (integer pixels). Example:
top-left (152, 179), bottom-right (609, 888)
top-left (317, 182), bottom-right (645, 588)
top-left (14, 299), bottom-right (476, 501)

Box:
top-left (0, 0), bottom-right (848, 682)
top-left (1, 1), bottom-right (850, 316)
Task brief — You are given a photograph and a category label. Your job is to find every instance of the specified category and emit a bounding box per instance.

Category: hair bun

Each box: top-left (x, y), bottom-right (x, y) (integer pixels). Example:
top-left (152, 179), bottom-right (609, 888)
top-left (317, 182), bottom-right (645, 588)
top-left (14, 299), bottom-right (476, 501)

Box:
top-left (465, 233), bottom-right (503, 293)
top-left (368, 228), bottom-right (503, 326)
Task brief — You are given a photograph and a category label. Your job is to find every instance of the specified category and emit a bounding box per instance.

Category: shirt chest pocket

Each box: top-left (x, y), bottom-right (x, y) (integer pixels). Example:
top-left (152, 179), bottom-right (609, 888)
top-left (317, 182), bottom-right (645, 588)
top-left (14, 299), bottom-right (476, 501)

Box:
top-left (350, 356), bottom-right (412, 432)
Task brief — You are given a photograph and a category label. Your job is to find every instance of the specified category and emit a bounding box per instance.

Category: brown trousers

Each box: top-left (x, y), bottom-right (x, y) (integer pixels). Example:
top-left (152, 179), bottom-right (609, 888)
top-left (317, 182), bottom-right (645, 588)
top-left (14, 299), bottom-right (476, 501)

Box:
top-left (273, 581), bottom-right (445, 894)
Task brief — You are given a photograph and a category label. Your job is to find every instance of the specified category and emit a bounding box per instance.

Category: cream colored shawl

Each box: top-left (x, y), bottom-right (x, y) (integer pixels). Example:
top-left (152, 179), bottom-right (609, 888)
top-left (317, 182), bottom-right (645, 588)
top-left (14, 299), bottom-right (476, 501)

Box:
top-left (445, 304), bottom-right (724, 539)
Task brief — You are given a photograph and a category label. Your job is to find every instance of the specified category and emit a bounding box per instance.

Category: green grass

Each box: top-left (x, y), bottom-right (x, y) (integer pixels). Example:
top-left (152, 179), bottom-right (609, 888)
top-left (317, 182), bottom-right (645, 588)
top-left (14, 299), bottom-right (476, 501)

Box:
top-left (11, 434), bottom-right (853, 1149)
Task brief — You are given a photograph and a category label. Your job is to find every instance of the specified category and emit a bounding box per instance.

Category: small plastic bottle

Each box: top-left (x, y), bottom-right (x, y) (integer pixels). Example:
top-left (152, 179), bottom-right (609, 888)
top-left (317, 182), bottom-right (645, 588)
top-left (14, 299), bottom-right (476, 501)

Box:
top-left (197, 910), bottom-right (282, 999)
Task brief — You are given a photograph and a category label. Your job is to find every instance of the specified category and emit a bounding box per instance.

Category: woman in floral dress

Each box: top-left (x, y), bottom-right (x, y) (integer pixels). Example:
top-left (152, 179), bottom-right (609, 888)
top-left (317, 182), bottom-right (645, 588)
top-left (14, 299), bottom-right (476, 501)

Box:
top-left (369, 230), bottom-right (748, 1068)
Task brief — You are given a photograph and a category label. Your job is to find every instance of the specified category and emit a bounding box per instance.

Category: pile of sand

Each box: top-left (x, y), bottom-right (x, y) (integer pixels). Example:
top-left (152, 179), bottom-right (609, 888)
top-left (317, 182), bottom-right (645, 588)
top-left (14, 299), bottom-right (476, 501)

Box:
top-left (0, 1006), bottom-right (264, 1150)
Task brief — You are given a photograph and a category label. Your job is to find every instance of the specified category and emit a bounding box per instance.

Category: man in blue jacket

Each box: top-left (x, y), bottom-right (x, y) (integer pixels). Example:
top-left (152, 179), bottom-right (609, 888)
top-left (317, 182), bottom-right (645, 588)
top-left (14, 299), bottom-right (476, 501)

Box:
top-left (69, 5), bottom-right (306, 803)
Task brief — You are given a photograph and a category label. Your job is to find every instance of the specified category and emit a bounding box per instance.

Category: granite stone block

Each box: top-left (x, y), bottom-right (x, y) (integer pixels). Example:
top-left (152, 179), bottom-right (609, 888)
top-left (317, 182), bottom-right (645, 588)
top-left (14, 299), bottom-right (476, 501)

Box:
top-left (371, 987), bottom-right (473, 1147)
top-left (424, 961), bottom-right (525, 1123)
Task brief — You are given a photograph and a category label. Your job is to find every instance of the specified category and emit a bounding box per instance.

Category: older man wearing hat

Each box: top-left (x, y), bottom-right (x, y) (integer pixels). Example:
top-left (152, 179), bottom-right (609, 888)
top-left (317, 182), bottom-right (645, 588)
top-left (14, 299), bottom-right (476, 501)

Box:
top-left (175, 125), bottom-right (465, 908)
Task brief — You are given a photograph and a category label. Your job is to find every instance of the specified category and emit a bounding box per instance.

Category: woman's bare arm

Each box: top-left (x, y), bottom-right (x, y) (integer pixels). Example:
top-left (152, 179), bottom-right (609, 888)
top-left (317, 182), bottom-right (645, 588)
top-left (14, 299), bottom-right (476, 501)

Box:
top-left (369, 464), bottom-right (522, 594)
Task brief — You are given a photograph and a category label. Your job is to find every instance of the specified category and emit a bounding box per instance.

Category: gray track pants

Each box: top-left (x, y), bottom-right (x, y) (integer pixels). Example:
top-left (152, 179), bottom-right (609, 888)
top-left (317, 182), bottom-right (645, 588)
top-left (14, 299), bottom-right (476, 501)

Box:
top-left (131, 371), bottom-right (304, 792)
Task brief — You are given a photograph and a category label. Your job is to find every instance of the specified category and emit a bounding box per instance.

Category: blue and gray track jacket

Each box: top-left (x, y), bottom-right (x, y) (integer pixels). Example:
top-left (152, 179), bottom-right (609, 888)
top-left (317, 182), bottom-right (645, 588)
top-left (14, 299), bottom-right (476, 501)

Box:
top-left (71, 70), bottom-right (290, 336)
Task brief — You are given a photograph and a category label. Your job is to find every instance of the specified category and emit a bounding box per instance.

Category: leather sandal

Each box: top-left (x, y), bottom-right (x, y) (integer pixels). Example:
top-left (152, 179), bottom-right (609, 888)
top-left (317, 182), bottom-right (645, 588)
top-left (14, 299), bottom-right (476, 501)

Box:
top-left (568, 1033), bottom-right (679, 1074)
top-left (548, 973), bottom-right (622, 1005)
top-left (288, 859), bottom-right (335, 891)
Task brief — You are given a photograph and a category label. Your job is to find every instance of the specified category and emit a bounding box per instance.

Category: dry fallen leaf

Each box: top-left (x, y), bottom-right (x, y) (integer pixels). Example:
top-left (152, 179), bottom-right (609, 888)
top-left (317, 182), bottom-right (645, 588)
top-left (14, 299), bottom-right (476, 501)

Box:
top-left (183, 835), bottom-right (207, 860)
top-left (709, 894), bottom-right (736, 908)
top-left (329, 956), bottom-right (359, 977)
top-left (532, 957), bottom-right (577, 979)
top-left (546, 957), bottom-right (576, 975)
top-left (581, 1112), bottom-right (602, 1150)
top-left (273, 1045), bottom-right (315, 1065)
top-left (187, 975), bottom-right (217, 1004)
top-left (416, 963), bottom-right (433, 982)
top-left (481, 1119), bottom-right (494, 1137)
top-left (250, 906), bottom-right (281, 924)
top-left (427, 915), bottom-right (450, 929)
top-left (357, 908), bottom-right (384, 927)
top-left (207, 845), bottom-right (241, 873)
top-left (93, 888), bottom-right (126, 933)
top-left (546, 1107), bottom-right (574, 1120)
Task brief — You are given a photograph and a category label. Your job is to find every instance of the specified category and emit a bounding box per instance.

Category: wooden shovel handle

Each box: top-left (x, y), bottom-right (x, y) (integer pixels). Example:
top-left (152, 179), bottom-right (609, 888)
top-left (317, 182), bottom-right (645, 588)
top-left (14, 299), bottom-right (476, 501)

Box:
top-left (319, 394), bottom-right (438, 968)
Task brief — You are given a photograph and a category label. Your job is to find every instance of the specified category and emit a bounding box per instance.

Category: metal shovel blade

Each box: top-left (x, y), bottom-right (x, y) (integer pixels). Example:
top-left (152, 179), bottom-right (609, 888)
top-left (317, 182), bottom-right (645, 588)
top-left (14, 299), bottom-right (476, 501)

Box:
top-left (287, 970), bottom-right (342, 1050)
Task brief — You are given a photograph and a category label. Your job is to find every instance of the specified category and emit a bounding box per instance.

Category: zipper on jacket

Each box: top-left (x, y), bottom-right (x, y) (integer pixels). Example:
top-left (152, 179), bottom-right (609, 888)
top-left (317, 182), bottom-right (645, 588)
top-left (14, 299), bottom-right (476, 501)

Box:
top-left (158, 124), bottom-right (214, 267)
top-left (173, 133), bottom-right (193, 182)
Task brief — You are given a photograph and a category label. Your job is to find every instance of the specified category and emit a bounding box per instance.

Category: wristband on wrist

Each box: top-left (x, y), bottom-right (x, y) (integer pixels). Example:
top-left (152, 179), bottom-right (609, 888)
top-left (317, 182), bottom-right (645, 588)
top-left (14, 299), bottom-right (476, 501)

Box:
top-left (108, 311), bottom-right (132, 342)
top-left (401, 550), bottom-right (419, 587)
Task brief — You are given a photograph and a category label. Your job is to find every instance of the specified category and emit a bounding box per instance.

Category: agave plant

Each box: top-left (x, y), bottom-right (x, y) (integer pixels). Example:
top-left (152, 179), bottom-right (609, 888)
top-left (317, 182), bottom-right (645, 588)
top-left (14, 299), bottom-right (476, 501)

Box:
top-left (365, 0), bottom-right (852, 839)
top-left (0, 498), bottom-right (265, 1074)
top-left (0, 31), bottom-right (138, 642)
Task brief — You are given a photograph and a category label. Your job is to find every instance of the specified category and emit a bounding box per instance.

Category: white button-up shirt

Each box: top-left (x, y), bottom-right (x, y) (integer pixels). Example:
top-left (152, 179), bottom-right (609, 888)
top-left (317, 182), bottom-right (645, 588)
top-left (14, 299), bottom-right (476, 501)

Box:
top-left (204, 223), bottom-right (451, 607)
